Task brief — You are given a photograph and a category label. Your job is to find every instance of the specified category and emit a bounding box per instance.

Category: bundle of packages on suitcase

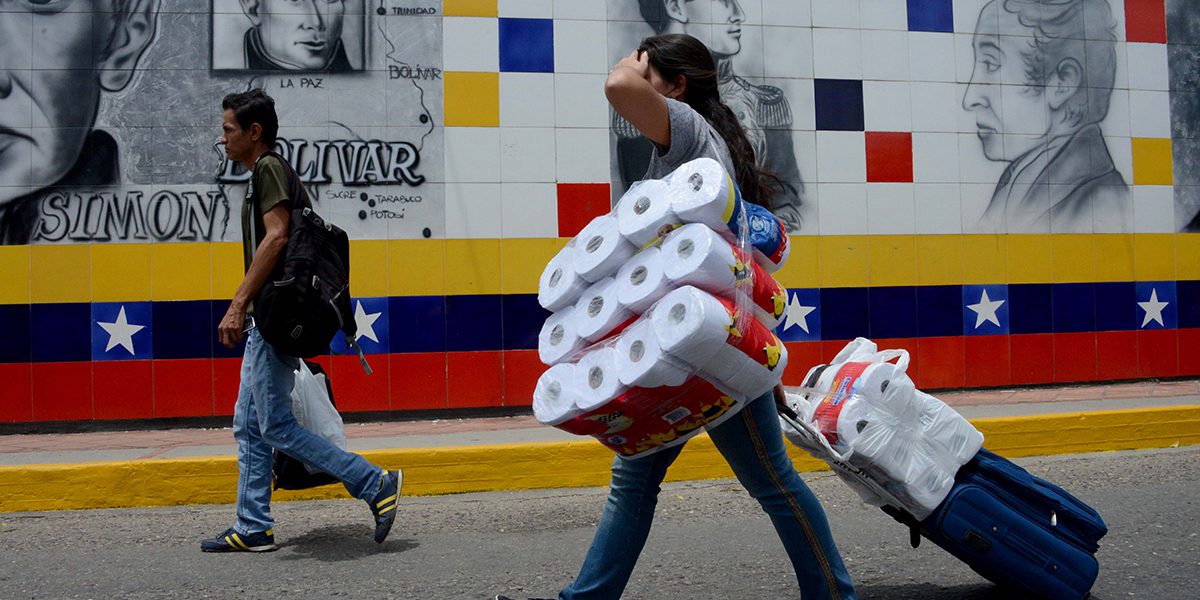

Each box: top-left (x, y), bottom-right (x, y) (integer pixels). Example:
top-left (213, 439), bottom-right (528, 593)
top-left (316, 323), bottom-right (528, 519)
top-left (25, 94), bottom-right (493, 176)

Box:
top-left (532, 158), bottom-right (791, 458)
top-left (780, 337), bottom-right (1109, 600)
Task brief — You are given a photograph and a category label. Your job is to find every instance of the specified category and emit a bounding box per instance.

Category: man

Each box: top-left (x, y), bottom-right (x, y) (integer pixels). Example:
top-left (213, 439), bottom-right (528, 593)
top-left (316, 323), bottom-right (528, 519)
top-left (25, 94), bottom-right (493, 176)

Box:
top-left (963, 0), bottom-right (1130, 233)
top-left (0, 0), bottom-right (158, 244)
top-left (202, 89), bottom-right (399, 552)
top-left (615, 0), bottom-right (806, 231)
top-left (239, 0), bottom-right (354, 71)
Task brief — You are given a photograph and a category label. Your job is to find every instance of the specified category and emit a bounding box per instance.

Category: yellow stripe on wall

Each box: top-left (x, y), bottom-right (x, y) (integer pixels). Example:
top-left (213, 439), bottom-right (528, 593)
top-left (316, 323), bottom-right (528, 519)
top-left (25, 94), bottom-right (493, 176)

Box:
top-left (0, 246), bottom-right (31, 304)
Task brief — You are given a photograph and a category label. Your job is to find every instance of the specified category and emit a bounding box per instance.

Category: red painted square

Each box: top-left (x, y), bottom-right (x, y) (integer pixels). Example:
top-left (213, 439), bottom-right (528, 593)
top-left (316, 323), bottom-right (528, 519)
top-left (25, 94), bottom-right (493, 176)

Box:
top-left (1097, 330), bottom-right (1139, 381)
top-left (1137, 329), bottom-right (1179, 378)
top-left (1179, 329), bottom-right (1200, 377)
top-left (1125, 0), bottom-right (1167, 43)
top-left (93, 361), bottom-right (153, 420)
top-left (503, 350), bottom-right (545, 407)
top-left (964, 335), bottom-right (1010, 388)
top-left (153, 359), bottom-right (214, 418)
top-left (781, 341), bottom-right (823, 386)
top-left (391, 353), bottom-right (447, 410)
top-left (820, 340), bottom-right (850, 364)
top-left (916, 336), bottom-right (964, 390)
top-left (1052, 332), bottom-right (1098, 383)
top-left (213, 357), bottom-right (243, 417)
top-left (557, 183), bottom-right (611, 238)
top-left (448, 351), bottom-right (503, 408)
top-left (0, 363), bottom-right (32, 422)
top-left (330, 354), bottom-right (390, 413)
top-left (32, 362), bottom-right (92, 422)
top-left (1009, 334), bottom-right (1054, 385)
top-left (865, 132), bottom-right (913, 183)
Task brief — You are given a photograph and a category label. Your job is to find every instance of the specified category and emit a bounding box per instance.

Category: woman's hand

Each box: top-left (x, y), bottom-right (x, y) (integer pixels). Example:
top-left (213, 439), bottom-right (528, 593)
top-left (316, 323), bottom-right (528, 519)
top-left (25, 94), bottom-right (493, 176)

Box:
top-left (613, 50), bottom-right (650, 80)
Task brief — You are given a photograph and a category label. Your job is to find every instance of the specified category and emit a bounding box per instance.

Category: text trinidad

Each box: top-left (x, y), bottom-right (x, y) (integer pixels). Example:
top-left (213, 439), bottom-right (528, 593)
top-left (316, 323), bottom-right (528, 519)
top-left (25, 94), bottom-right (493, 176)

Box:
top-left (219, 137), bottom-right (427, 186)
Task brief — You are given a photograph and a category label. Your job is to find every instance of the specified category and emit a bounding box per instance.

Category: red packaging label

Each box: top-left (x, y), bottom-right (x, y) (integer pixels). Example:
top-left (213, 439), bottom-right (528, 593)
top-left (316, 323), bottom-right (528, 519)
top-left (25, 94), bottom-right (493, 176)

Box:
top-left (811, 362), bottom-right (869, 446)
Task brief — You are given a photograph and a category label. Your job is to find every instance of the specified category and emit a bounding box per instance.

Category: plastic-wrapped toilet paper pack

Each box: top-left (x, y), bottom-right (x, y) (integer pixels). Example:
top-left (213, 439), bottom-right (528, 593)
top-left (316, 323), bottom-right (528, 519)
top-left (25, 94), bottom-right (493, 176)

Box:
top-left (537, 241), bottom-right (589, 312)
top-left (649, 285), bottom-right (735, 370)
top-left (614, 246), bottom-right (674, 314)
top-left (616, 179), bottom-right (680, 247)
top-left (573, 277), bottom-right (635, 343)
top-left (745, 201), bottom-right (790, 274)
top-left (532, 363), bottom-right (582, 426)
top-left (573, 215), bottom-right (637, 283)
top-left (537, 307), bottom-right (587, 365)
top-left (574, 346), bottom-right (628, 412)
top-left (615, 319), bottom-right (691, 389)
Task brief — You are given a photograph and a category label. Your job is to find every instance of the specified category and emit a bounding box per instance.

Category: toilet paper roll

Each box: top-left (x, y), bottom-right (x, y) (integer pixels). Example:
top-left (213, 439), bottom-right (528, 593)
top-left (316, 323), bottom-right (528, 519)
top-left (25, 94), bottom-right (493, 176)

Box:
top-left (650, 286), bottom-right (733, 369)
top-left (708, 294), bottom-right (787, 374)
top-left (662, 223), bottom-right (786, 330)
top-left (615, 320), bottom-right (691, 388)
top-left (614, 247), bottom-right (674, 315)
top-left (702, 338), bottom-right (788, 400)
top-left (538, 245), bottom-right (589, 312)
top-left (573, 215), bottom-right (637, 283)
top-left (532, 363), bottom-right (583, 425)
top-left (574, 346), bottom-right (627, 412)
top-left (574, 276), bottom-right (635, 343)
top-left (537, 307), bottom-right (587, 365)
top-left (667, 158), bottom-right (743, 240)
top-left (616, 179), bottom-right (680, 247)
top-left (814, 394), bottom-right (877, 453)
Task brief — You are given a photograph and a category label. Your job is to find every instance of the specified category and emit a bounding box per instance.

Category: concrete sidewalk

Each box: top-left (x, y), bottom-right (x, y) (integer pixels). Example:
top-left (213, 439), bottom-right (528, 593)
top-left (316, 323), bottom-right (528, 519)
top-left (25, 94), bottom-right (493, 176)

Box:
top-left (1, 380), bottom-right (1198, 513)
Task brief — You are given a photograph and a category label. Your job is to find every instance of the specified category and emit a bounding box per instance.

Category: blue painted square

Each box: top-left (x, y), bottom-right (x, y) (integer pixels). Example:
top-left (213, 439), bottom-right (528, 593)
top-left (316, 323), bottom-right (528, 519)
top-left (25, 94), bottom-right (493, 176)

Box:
top-left (776, 288), bottom-right (821, 342)
top-left (30, 303), bottom-right (90, 362)
top-left (0, 304), bottom-right (30, 363)
top-left (869, 286), bottom-right (917, 339)
top-left (907, 0), bottom-right (954, 33)
top-left (333, 296), bottom-right (390, 355)
top-left (503, 294), bottom-right (549, 351)
top-left (446, 294), bottom-right (503, 352)
top-left (917, 285), bottom-right (964, 337)
top-left (814, 79), bottom-right (865, 131)
top-left (389, 296), bottom-right (446, 354)
top-left (91, 302), bottom-right (153, 361)
top-left (1135, 281), bottom-right (1177, 330)
top-left (153, 300), bottom-right (213, 360)
top-left (820, 287), bottom-right (869, 341)
top-left (1178, 280), bottom-right (1200, 329)
top-left (1052, 283), bottom-right (1095, 333)
top-left (499, 18), bottom-right (554, 73)
top-left (211, 300), bottom-right (246, 359)
top-left (962, 284), bottom-right (1009, 335)
top-left (1094, 282), bottom-right (1137, 331)
top-left (1009, 284), bottom-right (1053, 335)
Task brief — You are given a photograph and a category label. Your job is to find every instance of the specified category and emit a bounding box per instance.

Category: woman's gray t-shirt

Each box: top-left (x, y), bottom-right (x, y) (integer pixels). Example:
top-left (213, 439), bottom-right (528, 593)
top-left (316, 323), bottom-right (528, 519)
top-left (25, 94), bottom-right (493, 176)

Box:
top-left (644, 98), bottom-right (736, 180)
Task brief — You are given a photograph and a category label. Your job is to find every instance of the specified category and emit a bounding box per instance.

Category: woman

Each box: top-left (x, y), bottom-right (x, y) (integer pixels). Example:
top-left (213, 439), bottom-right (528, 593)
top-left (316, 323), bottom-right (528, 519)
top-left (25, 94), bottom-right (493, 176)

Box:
top-left (500, 34), bottom-right (857, 600)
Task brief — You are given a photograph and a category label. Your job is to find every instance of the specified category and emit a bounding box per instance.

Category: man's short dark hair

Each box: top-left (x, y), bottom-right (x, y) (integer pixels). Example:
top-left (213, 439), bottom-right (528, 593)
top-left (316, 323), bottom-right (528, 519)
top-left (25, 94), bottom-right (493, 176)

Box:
top-left (222, 88), bottom-right (279, 146)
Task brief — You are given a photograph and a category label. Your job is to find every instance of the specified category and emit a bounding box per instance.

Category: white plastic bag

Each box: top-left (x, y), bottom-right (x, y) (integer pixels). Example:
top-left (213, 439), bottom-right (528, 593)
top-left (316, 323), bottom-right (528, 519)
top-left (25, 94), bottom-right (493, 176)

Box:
top-left (291, 361), bottom-right (347, 472)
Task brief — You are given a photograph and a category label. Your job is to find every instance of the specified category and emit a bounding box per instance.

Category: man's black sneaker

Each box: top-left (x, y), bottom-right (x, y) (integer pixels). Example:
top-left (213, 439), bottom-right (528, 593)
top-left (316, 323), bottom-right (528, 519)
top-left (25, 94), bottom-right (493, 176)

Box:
top-left (369, 468), bottom-right (402, 543)
top-left (200, 527), bottom-right (277, 552)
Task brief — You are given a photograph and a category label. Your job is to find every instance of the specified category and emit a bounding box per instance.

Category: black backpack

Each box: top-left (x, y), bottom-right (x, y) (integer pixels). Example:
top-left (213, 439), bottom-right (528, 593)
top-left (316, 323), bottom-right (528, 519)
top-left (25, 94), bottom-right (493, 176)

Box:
top-left (249, 154), bottom-right (371, 372)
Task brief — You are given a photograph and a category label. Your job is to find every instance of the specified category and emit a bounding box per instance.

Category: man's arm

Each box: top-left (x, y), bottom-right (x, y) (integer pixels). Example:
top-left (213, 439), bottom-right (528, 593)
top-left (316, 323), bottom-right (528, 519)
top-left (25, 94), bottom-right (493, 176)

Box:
top-left (218, 203), bottom-right (290, 348)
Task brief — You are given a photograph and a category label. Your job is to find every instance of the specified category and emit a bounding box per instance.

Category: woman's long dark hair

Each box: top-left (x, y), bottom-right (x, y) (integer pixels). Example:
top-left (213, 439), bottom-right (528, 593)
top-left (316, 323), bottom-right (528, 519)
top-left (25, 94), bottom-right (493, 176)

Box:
top-left (638, 33), bottom-right (776, 209)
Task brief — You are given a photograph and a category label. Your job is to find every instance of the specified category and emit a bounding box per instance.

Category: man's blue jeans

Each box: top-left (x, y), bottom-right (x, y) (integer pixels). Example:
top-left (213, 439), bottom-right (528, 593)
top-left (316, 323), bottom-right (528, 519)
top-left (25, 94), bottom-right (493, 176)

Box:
top-left (232, 328), bottom-right (382, 535)
top-left (560, 391), bottom-right (858, 600)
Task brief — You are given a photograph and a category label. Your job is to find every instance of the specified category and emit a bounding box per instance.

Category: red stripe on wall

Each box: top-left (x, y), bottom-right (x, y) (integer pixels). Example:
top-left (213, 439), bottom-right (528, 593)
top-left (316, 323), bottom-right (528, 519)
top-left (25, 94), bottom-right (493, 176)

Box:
top-left (0, 363), bottom-right (32, 423)
top-left (1054, 332), bottom-right (1098, 383)
top-left (448, 351), bottom-right (503, 409)
top-left (93, 361), bottom-right (153, 421)
top-left (213, 357), bottom-right (242, 417)
top-left (390, 352), bottom-right (448, 410)
top-left (32, 362), bottom-right (92, 422)
top-left (1180, 329), bottom-right (1200, 377)
top-left (503, 350), bottom-right (544, 408)
top-left (331, 354), bottom-right (390, 412)
top-left (1097, 330), bottom-right (1139, 381)
top-left (964, 335), bottom-right (1010, 388)
top-left (153, 359), bottom-right (213, 418)
top-left (1138, 329), bottom-right (1179, 378)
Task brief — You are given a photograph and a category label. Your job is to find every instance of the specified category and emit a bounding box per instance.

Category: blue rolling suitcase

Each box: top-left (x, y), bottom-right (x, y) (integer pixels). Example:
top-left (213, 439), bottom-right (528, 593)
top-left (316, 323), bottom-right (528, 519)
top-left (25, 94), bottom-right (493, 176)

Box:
top-left (883, 449), bottom-right (1108, 600)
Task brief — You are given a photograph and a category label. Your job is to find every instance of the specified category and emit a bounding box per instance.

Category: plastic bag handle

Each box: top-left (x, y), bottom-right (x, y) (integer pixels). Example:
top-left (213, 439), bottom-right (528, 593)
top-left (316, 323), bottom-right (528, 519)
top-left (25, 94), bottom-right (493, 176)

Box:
top-left (870, 349), bottom-right (910, 372)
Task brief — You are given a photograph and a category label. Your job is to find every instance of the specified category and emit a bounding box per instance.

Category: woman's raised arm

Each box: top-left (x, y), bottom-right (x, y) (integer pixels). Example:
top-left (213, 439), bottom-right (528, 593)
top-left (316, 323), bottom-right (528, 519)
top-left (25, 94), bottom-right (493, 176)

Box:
top-left (605, 50), bottom-right (671, 148)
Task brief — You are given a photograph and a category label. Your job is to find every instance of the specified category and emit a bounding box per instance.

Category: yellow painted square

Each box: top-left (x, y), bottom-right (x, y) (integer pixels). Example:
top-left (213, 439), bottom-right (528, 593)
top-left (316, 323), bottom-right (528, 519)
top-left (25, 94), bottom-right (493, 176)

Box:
top-left (443, 0), bottom-right (497, 17)
top-left (868, 235), bottom-right (916, 287)
top-left (1006, 234), bottom-right (1054, 283)
top-left (445, 72), bottom-right (499, 127)
top-left (152, 243), bottom-right (211, 301)
top-left (818, 236), bottom-right (869, 288)
top-left (502, 238), bottom-right (567, 295)
top-left (92, 244), bottom-right (150, 302)
top-left (211, 242), bottom-right (245, 299)
top-left (1093, 234), bottom-right (1134, 282)
top-left (446, 239), bottom-right (502, 295)
top-left (389, 240), bottom-right (445, 296)
top-left (960, 234), bottom-right (1006, 284)
top-left (349, 240), bottom-right (389, 298)
top-left (1177, 234), bottom-right (1200, 280)
top-left (772, 236), bottom-right (819, 289)
top-left (1134, 233), bottom-right (1175, 281)
top-left (0, 246), bottom-right (30, 304)
top-left (30, 244), bottom-right (90, 303)
top-left (1050, 234), bottom-right (1095, 283)
top-left (916, 235), bottom-right (963, 286)
top-left (1132, 138), bottom-right (1173, 186)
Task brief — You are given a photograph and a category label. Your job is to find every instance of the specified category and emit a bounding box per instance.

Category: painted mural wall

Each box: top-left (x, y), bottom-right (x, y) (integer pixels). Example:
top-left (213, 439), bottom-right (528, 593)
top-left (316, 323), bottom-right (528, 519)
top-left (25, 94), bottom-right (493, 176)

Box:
top-left (0, 0), bottom-right (1196, 424)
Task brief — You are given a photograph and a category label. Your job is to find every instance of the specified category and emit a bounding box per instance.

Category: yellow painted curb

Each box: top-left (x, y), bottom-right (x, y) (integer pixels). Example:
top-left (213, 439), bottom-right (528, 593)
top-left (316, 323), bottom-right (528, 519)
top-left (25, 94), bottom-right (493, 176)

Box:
top-left (2, 406), bottom-right (1198, 513)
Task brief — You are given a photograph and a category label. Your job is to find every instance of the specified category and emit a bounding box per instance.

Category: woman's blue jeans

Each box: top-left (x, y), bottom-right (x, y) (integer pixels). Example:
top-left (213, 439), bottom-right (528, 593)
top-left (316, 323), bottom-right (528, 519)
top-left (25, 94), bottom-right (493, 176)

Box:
top-left (560, 391), bottom-right (857, 600)
top-left (232, 328), bottom-right (382, 535)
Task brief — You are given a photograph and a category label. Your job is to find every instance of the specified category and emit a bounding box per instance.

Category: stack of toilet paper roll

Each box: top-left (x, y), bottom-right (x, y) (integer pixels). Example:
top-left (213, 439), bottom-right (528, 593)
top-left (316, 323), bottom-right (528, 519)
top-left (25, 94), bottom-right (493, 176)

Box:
top-left (781, 337), bottom-right (984, 519)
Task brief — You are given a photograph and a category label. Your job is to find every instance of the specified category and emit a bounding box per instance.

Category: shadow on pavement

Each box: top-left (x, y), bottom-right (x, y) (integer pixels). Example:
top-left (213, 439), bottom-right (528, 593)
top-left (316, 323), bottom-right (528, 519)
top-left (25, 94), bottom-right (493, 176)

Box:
top-left (277, 523), bottom-right (420, 562)
top-left (857, 581), bottom-right (1045, 599)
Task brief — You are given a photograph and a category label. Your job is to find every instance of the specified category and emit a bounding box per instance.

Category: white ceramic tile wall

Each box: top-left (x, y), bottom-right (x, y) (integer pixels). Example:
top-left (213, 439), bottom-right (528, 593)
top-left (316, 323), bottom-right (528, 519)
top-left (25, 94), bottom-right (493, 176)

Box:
top-left (864, 80), bottom-right (913, 131)
top-left (499, 0), bottom-right (553, 18)
top-left (908, 32), bottom-right (957, 82)
top-left (815, 131), bottom-right (867, 183)
top-left (442, 17), bottom-right (498, 72)
top-left (866, 183), bottom-right (917, 234)
top-left (1105, 136), bottom-right (1134, 184)
top-left (959, 183), bottom-right (999, 233)
top-left (774, 78), bottom-right (817, 131)
top-left (499, 73), bottom-right (556, 127)
top-left (445, 183), bottom-right (504, 238)
top-left (555, 128), bottom-right (611, 182)
top-left (910, 82), bottom-right (960, 132)
top-left (554, 19), bottom-right (609, 74)
top-left (957, 133), bottom-right (1004, 184)
top-left (859, 0), bottom-right (907, 31)
top-left (816, 183), bottom-right (869, 235)
top-left (813, 27), bottom-right (863, 80)
top-left (554, 73), bottom-right (609, 128)
top-left (952, 0), bottom-right (988, 34)
top-left (500, 127), bottom-right (557, 183)
top-left (444, 127), bottom-right (501, 183)
top-left (1103, 89), bottom-right (1132, 138)
top-left (501, 182), bottom-right (558, 237)
top-left (861, 29), bottom-right (910, 81)
top-left (914, 183), bottom-right (964, 234)
top-left (811, 0), bottom-right (860, 29)
top-left (1128, 90), bottom-right (1172, 138)
top-left (1093, 189), bottom-right (1134, 234)
top-left (556, 0), bottom-right (606, 20)
top-left (913, 132), bottom-right (961, 183)
top-left (1112, 41), bottom-right (1130, 91)
top-left (762, 0), bottom-right (812, 27)
top-left (763, 26), bottom-right (815, 79)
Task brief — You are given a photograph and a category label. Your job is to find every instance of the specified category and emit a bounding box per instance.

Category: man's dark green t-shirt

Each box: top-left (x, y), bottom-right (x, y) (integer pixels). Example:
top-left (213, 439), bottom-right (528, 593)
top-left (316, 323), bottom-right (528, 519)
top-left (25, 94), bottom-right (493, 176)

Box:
top-left (241, 154), bottom-right (297, 315)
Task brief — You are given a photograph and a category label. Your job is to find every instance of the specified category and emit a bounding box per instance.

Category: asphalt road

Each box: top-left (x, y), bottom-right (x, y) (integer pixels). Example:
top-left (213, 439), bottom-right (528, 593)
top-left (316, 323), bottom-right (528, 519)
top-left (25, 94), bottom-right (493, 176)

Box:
top-left (1, 447), bottom-right (1196, 599)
